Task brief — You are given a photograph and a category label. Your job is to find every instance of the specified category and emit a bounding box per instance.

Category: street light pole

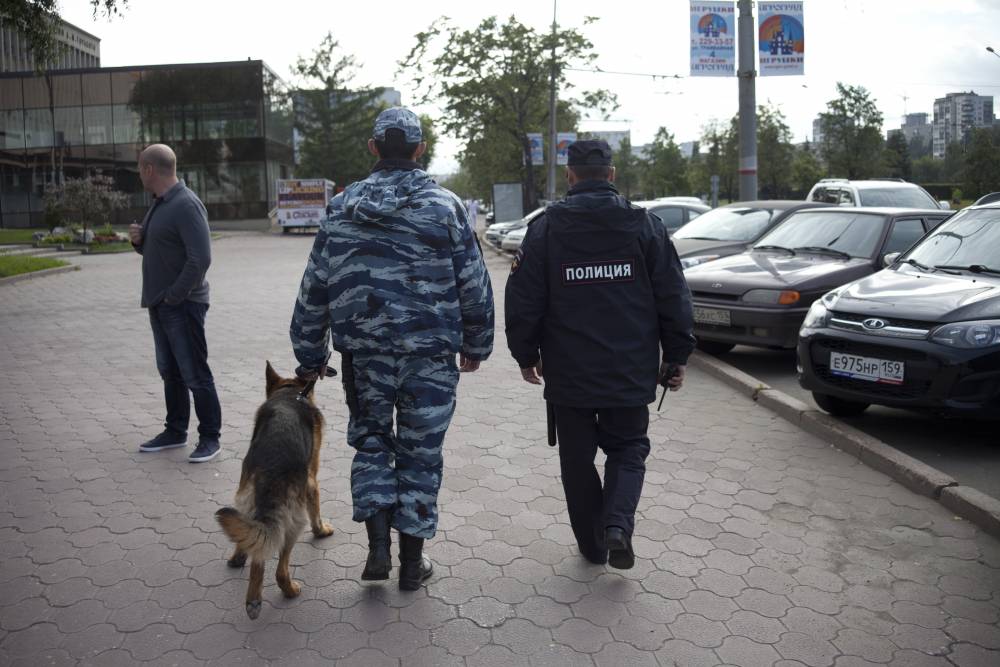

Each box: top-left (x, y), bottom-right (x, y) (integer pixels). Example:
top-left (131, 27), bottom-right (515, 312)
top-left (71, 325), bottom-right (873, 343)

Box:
top-left (546, 0), bottom-right (558, 204)
top-left (988, 46), bottom-right (1000, 60)
top-left (737, 0), bottom-right (757, 201)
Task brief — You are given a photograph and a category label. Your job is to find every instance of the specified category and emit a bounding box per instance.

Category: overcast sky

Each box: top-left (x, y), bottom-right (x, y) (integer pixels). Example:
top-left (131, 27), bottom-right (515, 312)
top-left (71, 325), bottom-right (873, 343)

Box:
top-left (61, 0), bottom-right (1000, 173)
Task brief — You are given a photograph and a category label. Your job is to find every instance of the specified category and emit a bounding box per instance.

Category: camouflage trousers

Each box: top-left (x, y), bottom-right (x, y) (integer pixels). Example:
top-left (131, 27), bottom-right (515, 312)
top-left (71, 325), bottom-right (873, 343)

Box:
top-left (343, 352), bottom-right (459, 539)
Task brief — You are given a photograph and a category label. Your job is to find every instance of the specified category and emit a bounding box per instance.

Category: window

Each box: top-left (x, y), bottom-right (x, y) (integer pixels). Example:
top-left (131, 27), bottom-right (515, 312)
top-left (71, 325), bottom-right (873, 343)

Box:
top-left (83, 105), bottom-right (112, 145)
top-left (838, 189), bottom-right (856, 206)
top-left (884, 218), bottom-right (926, 255)
top-left (756, 211), bottom-right (887, 258)
top-left (651, 205), bottom-right (685, 232)
top-left (0, 109), bottom-right (25, 150)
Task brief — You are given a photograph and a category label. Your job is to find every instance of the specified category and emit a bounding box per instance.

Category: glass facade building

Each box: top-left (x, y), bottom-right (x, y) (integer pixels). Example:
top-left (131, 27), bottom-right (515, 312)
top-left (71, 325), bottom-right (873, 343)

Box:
top-left (0, 60), bottom-right (294, 227)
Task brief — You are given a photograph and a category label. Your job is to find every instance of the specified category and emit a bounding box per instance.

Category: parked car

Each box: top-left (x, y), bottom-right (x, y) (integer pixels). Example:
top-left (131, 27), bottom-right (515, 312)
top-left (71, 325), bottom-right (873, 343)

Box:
top-left (806, 178), bottom-right (949, 210)
top-left (485, 207), bottom-right (543, 248)
top-left (797, 201), bottom-right (999, 418)
top-left (673, 200), bottom-right (826, 269)
top-left (683, 206), bottom-right (952, 354)
top-left (633, 200), bottom-right (710, 235)
top-left (974, 192), bottom-right (1000, 206)
top-left (501, 225), bottom-right (527, 251)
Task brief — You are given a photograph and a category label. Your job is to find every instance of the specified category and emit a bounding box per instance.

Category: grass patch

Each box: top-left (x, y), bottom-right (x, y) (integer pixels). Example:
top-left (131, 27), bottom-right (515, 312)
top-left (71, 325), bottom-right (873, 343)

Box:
top-left (87, 242), bottom-right (133, 254)
top-left (0, 255), bottom-right (69, 278)
top-left (0, 229), bottom-right (39, 245)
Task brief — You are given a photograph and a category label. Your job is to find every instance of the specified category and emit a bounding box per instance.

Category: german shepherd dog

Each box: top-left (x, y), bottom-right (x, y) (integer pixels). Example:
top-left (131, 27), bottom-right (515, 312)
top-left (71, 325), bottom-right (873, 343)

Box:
top-left (215, 362), bottom-right (335, 619)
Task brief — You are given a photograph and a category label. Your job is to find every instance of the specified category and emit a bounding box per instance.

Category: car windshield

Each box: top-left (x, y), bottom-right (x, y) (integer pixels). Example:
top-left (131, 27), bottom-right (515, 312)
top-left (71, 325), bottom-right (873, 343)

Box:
top-left (754, 211), bottom-right (886, 258)
top-left (672, 207), bottom-right (773, 242)
top-left (906, 209), bottom-right (1000, 267)
top-left (858, 187), bottom-right (937, 208)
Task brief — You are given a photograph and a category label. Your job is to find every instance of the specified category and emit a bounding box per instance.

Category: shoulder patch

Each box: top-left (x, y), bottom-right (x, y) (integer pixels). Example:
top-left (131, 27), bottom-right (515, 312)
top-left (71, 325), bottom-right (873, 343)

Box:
top-left (510, 248), bottom-right (523, 274)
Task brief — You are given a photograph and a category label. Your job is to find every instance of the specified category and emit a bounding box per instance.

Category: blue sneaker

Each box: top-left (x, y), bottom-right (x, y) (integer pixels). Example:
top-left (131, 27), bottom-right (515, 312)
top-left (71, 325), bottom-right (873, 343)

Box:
top-left (189, 439), bottom-right (220, 463)
top-left (139, 431), bottom-right (187, 453)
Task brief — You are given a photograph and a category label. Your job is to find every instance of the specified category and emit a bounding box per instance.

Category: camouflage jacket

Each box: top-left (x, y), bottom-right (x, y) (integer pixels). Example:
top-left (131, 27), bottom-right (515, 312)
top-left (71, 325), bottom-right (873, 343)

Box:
top-left (290, 163), bottom-right (495, 369)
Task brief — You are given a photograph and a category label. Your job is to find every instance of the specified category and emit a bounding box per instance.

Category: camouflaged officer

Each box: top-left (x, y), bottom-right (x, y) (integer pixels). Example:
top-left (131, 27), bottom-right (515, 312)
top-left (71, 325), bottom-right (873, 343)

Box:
top-left (290, 107), bottom-right (495, 591)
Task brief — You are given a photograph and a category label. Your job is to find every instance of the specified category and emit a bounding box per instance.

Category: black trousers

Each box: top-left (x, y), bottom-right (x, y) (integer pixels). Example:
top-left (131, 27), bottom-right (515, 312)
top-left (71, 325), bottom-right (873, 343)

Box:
top-left (553, 404), bottom-right (651, 555)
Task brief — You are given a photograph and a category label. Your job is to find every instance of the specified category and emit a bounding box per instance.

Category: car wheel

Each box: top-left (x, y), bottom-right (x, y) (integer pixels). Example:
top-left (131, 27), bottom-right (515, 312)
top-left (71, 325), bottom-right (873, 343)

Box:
top-left (696, 340), bottom-right (735, 355)
top-left (812, 392), bottom-right (870, 417)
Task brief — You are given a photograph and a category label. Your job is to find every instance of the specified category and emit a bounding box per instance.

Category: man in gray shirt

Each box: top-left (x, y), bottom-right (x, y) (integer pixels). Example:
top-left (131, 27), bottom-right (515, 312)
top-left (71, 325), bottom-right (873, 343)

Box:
top-left (129, 144), bottom-right (221, 462)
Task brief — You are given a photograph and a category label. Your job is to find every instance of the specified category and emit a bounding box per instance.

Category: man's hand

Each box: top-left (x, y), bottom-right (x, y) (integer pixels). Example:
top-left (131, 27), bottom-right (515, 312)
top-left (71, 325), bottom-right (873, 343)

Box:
top-left (659, 363), bottom-right (686, 391)
top-left (459, 354), bottom-right (481, 372)
top-left (296, 363), bottom-right (328, 382)
top-left (128, 223), bottom-right (143, 245)
top-left (520, 360), bottom-right (543, 385)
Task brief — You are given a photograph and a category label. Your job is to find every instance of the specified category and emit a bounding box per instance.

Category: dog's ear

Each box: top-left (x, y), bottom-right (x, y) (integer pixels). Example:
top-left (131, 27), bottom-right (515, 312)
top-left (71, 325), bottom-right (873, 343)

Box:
top-left (265, 360), bottom-right (281, 395)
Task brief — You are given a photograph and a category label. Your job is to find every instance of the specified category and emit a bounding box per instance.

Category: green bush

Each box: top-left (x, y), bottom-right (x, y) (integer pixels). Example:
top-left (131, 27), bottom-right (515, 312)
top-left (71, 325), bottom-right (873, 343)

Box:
top-left (40, 233), bottom-right (74, 245)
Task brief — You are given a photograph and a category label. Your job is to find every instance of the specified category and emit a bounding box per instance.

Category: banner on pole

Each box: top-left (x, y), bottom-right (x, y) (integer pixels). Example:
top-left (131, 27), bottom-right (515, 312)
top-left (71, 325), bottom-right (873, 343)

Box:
top-left (527, 133), bottom-right (544, 165)
top-left (556, 132), bottom-right (577, 165)
top-left (690, 1), bottom-right (736, 77)
top-left (758, 1), bottom-right (804, 76)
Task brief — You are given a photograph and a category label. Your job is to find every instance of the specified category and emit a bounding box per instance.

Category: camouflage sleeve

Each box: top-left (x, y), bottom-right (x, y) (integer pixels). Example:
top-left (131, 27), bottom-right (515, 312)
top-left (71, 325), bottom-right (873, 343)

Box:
top-left (449, 199), bottom-right (495, 361)
top-left (290, 228), bottom-right (332, 370)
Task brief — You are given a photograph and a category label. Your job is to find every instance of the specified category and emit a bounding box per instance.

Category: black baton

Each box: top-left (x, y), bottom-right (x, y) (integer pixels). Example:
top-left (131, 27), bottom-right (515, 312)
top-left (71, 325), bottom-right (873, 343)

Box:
top-left (546, 401), bottom-right (557, 447)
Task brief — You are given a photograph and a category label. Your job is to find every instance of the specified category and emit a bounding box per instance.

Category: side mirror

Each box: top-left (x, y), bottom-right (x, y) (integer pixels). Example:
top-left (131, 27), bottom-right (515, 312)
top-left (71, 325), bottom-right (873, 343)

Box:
top-left (882, 252), bottom-right (901, 268)
top-left (938, 200), bottom-right (951, 210)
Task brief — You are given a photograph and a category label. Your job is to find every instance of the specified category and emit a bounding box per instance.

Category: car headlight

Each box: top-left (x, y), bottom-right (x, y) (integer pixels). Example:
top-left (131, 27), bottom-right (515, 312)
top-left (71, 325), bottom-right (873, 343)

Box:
top-left (680, 254), bottom-right (721, 269)
top-left (742, 289), bottom-right (801, 305)
top-left (802, 300), bottom-right (830, 329)
top-left (930, 320), bottom-right (1000, 348)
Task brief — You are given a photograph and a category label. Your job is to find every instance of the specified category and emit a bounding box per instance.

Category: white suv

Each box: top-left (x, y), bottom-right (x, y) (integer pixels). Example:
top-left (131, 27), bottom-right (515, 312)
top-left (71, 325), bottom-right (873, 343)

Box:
top-left (806, 179), bottom-right (949, 210)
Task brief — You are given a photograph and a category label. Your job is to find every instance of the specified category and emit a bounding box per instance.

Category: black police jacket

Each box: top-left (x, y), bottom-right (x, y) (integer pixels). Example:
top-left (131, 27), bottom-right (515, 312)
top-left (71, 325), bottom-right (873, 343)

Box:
top-left (505, 180), bottom-right (696, 408)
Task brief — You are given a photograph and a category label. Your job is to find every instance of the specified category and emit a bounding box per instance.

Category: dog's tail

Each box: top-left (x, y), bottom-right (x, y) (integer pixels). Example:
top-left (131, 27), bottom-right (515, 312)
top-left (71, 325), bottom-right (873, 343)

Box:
top-left (215, 507), bottom-right (279, 559)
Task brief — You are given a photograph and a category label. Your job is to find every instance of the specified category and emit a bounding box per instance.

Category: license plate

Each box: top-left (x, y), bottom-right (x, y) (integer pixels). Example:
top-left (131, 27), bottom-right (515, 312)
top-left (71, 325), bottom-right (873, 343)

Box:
top-left (829, 352), bottom-right (905, 385)
top-left (693, 306), bottom-right (731, 326)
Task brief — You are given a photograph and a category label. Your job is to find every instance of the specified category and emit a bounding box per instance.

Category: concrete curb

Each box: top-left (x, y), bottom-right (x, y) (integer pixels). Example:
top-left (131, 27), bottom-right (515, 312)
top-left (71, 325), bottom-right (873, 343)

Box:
top-left (688, 350), bottom-right (998, 538)
top-left (0, 263), bottom-right (79, 286)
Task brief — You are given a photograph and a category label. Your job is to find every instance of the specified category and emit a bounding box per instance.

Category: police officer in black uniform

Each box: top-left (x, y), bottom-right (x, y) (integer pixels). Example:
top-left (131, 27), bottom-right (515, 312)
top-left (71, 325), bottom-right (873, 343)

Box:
top-left (505, 140), bottom-right (695, 569)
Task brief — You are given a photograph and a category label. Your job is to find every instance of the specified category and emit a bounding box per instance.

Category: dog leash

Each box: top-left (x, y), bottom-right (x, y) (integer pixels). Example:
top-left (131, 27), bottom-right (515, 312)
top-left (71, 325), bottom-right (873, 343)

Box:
top-left (296, 351), bottom-right (335, 402)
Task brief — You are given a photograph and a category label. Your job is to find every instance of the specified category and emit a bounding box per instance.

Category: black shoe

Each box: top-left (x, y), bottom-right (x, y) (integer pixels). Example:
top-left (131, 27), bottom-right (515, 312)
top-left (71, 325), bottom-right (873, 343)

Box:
top-left (188, 439), bottom-right (220, 463)
top-left (604, 526), bottom-right (635, 570)
top-left (139, 431), bottom-right (187, 453)
top-left (398, 532), bottom-right (433, 591)
top-left (361, 509), bottom-right (392, 581)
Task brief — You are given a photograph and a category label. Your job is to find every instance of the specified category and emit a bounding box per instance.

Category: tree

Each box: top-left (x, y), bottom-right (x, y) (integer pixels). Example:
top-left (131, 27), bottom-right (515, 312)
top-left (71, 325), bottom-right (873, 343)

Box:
top-left (289, 34), bottom-right (389, 187)
top-left (640, 128), bottom-right (688, 198)
top-left (819, 83), bottom-right (885, 179)
top-left (757, 105), bottom-right (794, 198)
top-left (7, 1), bottom-right (127, 71)
top-left (612, 136), bottom-right (641, 199)
top-left (689, 121), bottom-right (731, 201)
top-left (883, 132), bottom-right (912, 180)
top-left (791, 141), bottom-right (824, 197)
top-left (400, 15), bottom-right (616, 210)
top-left (44, 174), bottom-right (127, 242)
top-left (912, 156), bottom-right (943, 183)
top-left (963, 126), bottom-right (1000, 199)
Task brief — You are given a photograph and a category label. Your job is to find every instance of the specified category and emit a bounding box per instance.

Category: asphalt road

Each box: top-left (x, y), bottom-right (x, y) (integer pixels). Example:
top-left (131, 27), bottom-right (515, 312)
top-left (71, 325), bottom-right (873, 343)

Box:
top-left (714, 345), bottom-right (1000, 501)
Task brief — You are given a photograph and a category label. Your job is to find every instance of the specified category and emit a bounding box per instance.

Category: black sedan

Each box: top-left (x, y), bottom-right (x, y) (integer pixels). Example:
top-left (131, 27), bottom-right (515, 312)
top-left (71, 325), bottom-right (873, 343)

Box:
top-left (673, 200), bottom-right (825, 269)
top-left (798, 202), bottom-right (1000, 418)
top-left (683, 207), bottom-right (952, 354)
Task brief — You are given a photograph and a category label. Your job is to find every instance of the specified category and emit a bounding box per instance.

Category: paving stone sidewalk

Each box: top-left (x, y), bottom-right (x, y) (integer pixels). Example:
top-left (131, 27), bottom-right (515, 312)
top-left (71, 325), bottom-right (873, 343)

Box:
top-left (1, 233), bottom-right (998, 667)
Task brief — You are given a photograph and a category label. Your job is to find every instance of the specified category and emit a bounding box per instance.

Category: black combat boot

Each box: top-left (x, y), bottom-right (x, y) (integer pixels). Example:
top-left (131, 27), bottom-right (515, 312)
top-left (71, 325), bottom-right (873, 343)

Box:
top-left (398, 532), bottom-right (433, 591)
top-left (361, 509), bottom-right (392, 580)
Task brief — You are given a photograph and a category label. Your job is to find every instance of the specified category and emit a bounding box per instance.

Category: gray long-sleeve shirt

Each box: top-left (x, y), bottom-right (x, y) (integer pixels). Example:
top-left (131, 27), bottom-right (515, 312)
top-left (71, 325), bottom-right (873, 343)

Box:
top-left (132, 180), bottom-right (211, 308)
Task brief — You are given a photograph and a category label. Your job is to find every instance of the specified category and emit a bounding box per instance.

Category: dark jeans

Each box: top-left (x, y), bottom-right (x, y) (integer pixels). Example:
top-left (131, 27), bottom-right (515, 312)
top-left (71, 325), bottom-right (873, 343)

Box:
top-left (554, 405), bottom-right (651, 554)
top-left (149, 301), bottom-right (221, 441)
